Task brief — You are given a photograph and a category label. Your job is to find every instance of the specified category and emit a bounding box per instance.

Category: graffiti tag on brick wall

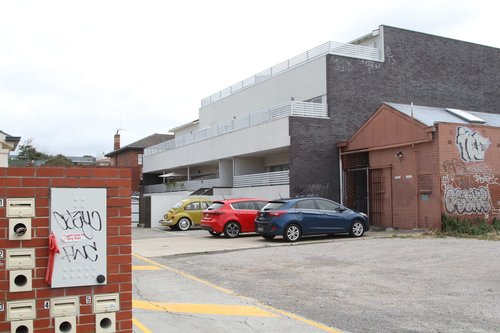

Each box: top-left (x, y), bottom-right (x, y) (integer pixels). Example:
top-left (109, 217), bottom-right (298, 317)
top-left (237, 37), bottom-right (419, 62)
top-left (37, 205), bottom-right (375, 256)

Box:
top-left (473, 174), bottom-right (497, 184)
top-left (359, 59), bottom-right (381, 74)
top-left (332, 58), bottom-right (353, 72)
top-left (385, 47), bottom-right (396, 65)
top-left (443, 158), bottom-right (467, 176)
top-left (456, 126), bottom-right (490, 162)
top-left (442, 126), bottom-right (499, 217)
top-left (444, 185), bottom-right (491, 214)
top-left (294, 183), bottom-right (330, 197)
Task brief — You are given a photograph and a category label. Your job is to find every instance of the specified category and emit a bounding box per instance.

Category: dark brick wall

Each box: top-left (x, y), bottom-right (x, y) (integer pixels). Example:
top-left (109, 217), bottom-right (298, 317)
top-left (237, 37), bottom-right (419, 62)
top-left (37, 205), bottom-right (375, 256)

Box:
top-left (289, 25), bottom-right (500, 201)
top-left (289, 117), bottom-right (339, 199)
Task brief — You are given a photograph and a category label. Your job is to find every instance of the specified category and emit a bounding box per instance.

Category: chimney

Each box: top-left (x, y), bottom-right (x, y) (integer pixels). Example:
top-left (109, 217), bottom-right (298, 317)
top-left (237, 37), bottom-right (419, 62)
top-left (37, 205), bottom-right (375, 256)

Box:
top-left (114, 131), bottom-right (120, 150)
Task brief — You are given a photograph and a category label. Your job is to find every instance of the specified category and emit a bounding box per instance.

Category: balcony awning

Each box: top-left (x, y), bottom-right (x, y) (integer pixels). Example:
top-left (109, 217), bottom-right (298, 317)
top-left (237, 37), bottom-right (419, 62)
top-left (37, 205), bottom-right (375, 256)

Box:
top-left (159, 172), bottom-right (184, 178)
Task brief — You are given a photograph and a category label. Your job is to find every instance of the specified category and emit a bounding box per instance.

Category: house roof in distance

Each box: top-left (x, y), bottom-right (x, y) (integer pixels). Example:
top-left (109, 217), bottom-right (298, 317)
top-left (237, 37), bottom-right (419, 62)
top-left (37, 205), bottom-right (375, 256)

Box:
top-left (105, 133), bottom-right (173, 157)
top-left (0, 130), bottom-right (21, 150)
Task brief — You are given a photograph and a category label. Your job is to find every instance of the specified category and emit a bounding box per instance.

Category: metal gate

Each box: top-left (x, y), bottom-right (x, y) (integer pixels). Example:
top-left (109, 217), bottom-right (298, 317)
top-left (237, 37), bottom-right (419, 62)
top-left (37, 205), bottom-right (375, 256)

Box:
top-left (344, 168), bottom-right (368, 214)
top-left (131, 196), bottom-right (139, 225)
top-left (343, 152), bottom-right (369, 214)
top-left (369, 168), bottom-right (384, 227)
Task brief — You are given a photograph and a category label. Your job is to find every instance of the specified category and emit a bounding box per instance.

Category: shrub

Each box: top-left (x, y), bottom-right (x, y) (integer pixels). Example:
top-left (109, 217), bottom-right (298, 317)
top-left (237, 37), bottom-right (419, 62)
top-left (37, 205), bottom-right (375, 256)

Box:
top-left (441, 214), bottom-right (494, 236)
top-left (493, 218), bottom-right (500, 232)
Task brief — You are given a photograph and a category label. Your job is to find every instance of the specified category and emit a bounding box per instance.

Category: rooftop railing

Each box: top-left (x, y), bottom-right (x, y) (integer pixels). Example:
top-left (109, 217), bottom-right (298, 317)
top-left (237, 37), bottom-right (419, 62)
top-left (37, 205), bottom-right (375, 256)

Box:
top-left (145, 101), bottom-right (328, 156)
top-left (201, 41), bottom-right (382, 106)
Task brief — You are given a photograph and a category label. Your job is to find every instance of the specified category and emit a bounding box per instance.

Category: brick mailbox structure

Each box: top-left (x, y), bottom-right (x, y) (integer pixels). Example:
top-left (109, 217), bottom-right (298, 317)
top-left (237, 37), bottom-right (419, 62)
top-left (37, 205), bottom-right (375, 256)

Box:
top-left (0, 167), bottom-right (132, 333)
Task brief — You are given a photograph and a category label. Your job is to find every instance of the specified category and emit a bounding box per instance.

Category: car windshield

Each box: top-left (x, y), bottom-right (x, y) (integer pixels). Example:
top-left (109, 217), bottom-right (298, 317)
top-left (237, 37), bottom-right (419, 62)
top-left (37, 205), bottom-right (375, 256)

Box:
top-left (172, 201), bottom-right (184, 209)
top-left (262, 201), bottom-right (287, 211)
top-left (207, 202), bottom-right (224, 210)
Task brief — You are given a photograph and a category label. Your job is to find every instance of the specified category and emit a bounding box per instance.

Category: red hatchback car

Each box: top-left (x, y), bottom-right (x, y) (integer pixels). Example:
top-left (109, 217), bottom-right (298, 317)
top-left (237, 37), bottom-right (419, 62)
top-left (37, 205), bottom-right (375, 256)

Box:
top-left (201, 198), bottom-right (268, 238)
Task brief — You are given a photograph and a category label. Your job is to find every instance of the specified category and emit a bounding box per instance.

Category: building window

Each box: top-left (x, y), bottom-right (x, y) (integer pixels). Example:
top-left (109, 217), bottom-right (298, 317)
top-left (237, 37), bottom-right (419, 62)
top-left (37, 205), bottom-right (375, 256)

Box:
top-left (138, 154), bottom-right (143, 165)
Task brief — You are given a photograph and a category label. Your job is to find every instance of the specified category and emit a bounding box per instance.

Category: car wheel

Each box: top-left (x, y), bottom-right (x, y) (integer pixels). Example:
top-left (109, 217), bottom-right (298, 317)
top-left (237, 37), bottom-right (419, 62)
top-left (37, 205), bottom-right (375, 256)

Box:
top-left (262, 235), bottom-right (275, 240)
top-left (349, 220), bottom-right (365, 237)
top-left (224, 221), bottom-right (240, 238)
top-left (283, 223), bottom-right (301, 242)
top-left (209, 230), bottom-right (222, 237)
top-left (177, 218), bottom-right (191, 231)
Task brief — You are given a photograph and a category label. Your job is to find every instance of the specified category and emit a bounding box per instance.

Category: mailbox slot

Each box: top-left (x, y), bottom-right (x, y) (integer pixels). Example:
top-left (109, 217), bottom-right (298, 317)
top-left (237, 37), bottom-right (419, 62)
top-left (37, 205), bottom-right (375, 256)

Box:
top-left (54, 316), bottom-right (77, 333)
top-left (11, 320), bottom-right (34, 333)
top-left (6, 248), bottom-right (35, 270)
top-left (6, 198), bottom-right (35, 217)
top-left (9, 270), bottom-right (33, 293)
top-left (8, 218), bottom-right (32, 240)
top-left (95, 312), bottom-right (116, 333)
top-left (93, 293), bottom-right (120, 313)
top-left (7, 300), bottom-right (36, 321)
top-left (50, 297), bottom-right (79, 317)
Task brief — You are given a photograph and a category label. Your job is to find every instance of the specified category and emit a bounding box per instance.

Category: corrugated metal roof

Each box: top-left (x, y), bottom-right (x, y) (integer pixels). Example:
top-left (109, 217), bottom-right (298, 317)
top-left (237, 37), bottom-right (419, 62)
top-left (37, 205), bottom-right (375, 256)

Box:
top-left (386, 103), bottom-right (500, 127)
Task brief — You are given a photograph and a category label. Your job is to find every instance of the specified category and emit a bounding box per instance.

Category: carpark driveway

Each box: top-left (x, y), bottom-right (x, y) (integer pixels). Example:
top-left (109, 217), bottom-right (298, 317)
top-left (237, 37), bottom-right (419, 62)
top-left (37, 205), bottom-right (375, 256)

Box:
top-left (132, 227), bottom-right (500, 333)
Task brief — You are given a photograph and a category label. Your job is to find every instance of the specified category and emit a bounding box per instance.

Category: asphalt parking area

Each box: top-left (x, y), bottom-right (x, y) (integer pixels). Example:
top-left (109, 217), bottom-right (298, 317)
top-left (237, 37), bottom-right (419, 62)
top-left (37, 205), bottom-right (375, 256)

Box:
top-left (132, 227), bottom-right (500, 333)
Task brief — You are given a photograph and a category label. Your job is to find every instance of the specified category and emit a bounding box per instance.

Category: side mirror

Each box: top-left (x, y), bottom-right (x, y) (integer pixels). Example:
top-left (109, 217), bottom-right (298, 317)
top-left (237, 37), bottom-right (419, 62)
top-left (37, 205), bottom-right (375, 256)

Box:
top-left (336, 207), bottom-right (347, 212)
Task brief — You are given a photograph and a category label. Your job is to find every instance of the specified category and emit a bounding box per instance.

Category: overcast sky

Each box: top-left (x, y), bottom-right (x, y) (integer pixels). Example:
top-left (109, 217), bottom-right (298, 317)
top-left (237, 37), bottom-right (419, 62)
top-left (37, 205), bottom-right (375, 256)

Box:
top-left (1, 0), bottom-right (499, 157)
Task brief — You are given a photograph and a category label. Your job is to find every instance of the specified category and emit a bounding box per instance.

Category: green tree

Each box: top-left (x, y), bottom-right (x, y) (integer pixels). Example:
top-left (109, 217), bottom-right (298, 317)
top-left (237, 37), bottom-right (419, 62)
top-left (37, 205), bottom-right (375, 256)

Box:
top-left (45, 154), bottom-right (73, 166)
top-left (17, 138), bottom-right (50, 161)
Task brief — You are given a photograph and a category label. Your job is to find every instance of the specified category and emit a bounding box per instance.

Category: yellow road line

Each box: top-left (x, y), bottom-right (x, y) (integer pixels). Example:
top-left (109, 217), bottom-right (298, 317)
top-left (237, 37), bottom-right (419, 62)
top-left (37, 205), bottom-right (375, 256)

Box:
top-left (132, 265), bottom-right (161, 271)
top-left (133, 300), bottom-right (277, 317)
top-left (133, 253), bottom-right (238, 295)
top-left (261, 305), bottom-right (343, 333)
top-left (132, 317), bottom-right (152, 333)
top-left (132, 253), bottom-right (344, 333)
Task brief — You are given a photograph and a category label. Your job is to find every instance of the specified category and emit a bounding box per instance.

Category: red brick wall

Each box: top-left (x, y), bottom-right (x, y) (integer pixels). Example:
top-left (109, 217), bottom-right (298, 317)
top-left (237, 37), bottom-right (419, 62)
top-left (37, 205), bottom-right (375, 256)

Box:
top-left (369, 139), bottom-right (441, 230)
top-left (0, 167), bottom-right (132, 333)
top-left (368, 122), bottom-right (500, 230)
top-left (111, 150), bottom-right (142, 193)
top-left (438, 123), bottom-right (500, 221)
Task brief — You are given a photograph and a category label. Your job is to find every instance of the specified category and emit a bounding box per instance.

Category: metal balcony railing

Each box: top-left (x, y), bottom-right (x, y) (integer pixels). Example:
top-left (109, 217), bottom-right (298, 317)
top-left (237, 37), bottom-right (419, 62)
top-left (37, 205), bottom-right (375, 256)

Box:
top-left (201, 41), bottom-right (382, 106)
top-left (145, 101), bottom-right (328, 156)
top-left (233, 170), bottom-right (289, 188)
top-left (144, 171), bottom-right (289, 193)
top-left (143, 179), bottom-right (221, 194)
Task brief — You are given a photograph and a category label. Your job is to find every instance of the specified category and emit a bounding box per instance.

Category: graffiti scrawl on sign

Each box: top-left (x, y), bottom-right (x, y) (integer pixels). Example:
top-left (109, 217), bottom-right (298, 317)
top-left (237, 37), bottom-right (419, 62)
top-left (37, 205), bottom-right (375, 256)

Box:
top-left (456, 126), bottom-right (490, 162)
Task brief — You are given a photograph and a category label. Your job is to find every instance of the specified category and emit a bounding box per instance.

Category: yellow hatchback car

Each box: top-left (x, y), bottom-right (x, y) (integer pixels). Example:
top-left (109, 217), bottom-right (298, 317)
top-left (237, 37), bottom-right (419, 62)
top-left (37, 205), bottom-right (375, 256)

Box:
top-left (160, 197), bottom-right (212, 231)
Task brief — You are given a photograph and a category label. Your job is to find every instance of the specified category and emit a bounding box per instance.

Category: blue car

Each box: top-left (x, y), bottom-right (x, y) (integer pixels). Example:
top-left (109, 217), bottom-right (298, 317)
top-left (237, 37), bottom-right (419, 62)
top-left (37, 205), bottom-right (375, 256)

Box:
top-left (255, 197), bottom-right (369, 242)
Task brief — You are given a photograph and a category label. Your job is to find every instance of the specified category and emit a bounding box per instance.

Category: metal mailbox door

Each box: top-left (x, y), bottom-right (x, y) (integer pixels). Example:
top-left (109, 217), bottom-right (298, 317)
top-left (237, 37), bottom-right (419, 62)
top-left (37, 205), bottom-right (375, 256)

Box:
top-left (49, 188), bottom-right (107, 288)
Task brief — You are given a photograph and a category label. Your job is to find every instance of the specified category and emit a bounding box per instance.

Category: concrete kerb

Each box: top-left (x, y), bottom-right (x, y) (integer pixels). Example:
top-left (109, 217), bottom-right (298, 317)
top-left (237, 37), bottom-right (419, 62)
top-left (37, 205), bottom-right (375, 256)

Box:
top-left (132, 226), bottom-right (428, 259)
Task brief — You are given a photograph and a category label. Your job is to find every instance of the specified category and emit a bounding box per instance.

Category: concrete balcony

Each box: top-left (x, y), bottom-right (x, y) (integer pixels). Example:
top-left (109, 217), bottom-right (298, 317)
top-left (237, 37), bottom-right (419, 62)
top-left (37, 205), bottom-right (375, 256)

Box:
top-left (143, 101), bottom-right (327, 173)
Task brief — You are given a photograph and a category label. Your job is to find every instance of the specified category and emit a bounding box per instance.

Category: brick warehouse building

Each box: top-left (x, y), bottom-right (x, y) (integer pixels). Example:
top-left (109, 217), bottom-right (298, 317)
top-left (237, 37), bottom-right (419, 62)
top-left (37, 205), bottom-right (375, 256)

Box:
top-left (142, 25), bottom-right (500, 227)
top-left (339, 103), bottom-right (500, 229)
top-left (0, 167), bottom-right (132, 333)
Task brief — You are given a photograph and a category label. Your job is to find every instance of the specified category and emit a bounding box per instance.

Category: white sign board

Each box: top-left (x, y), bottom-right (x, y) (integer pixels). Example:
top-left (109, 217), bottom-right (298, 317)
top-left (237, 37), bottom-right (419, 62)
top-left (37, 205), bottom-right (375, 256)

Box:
top-left (50, 188), bottom-right (107, 288)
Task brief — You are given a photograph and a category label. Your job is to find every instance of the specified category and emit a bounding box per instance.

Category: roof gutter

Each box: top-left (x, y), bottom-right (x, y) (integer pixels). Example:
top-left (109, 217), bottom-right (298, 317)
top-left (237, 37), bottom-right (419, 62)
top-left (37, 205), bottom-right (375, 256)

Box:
top-left (338, 134), bottom-right (434, 156)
